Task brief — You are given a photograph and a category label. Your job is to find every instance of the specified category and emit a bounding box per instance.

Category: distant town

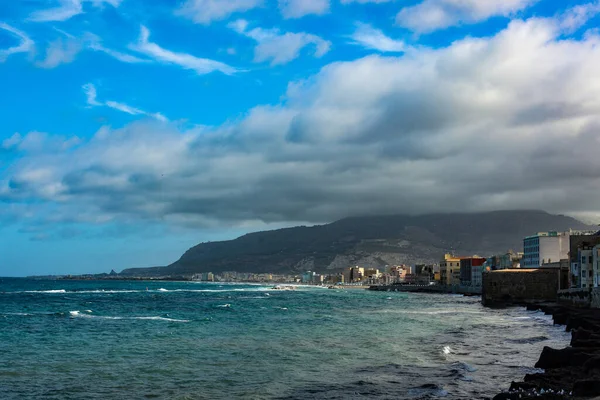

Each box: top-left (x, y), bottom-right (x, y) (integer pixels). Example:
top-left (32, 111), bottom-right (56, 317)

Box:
top-left (58, 228), bottom-right (600, 304)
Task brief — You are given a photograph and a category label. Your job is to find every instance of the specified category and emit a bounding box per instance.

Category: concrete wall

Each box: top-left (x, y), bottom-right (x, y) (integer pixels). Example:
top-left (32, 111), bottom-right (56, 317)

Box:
top-left (482, 269), bottom-right (559, 306)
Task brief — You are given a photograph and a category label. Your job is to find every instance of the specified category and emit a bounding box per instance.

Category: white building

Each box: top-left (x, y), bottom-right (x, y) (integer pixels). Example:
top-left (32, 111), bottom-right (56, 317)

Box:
top-left (522, 232), bottom-right (570, 268)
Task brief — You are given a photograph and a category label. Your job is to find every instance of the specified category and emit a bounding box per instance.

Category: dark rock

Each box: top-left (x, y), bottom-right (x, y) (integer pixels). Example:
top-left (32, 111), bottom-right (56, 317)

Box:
top-left (572, 328), bottom-right (594, 342)
top-left (573, 379), bottom-right (600, 396)
top-left (553, 311), bottom-right (569, 325)
top-left (509, 381), bottom-right (538, 391)
top-left (571, 339), bottom-right (600, 348)
top-left (535, 346), bottom-right (599, 369)
top-left (584, 356), bottom-right (600, 372)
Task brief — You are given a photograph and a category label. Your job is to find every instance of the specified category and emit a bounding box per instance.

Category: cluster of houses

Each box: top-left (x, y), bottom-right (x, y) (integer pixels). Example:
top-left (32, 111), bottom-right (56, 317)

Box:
top-left (439, 229), bottom-right (600, 292)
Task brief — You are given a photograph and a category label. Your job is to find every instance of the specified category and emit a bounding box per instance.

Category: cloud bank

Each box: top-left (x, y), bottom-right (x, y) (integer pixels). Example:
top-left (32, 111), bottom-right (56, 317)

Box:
top-left (3, 13), bottom-right (600, 228)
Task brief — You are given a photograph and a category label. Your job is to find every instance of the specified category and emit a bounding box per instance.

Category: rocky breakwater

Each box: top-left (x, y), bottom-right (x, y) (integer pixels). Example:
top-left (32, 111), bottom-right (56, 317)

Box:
top-left (494, 303), bottom-right (600, 400)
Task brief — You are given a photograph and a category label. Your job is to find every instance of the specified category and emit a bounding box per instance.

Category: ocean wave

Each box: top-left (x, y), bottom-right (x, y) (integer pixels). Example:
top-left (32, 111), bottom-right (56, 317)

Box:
top-left (506, 336), bottom-right (549, 344)
top-left (22, 289), bottom-right (67, 294)
top-left (1, 312), bottom-right (33, 316)
top-left (377, 309), bottom-right (485, 316)
top-left (5, 287), bottom-right (290, 295)
top-left (68, 310), bottom-right (189, 323)
top-left (216, 304), bottom-right (231, 308)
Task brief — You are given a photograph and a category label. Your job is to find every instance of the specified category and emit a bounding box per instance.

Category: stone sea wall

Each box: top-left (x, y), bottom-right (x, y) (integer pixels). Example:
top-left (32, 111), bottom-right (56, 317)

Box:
top-left (557, 288), bottom-right (600, 308)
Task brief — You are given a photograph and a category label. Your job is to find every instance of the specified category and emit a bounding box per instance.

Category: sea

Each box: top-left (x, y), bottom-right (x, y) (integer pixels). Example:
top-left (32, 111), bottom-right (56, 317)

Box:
top-left (0, 278), bottom-right (570, 400)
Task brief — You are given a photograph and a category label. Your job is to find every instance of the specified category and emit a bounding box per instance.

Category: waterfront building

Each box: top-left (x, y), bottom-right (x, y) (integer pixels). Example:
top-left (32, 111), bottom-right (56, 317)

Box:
top-left (388, 266), bottom-right (409, 283)
top-left (569, 231), bottom-right (600, 288)
top-left (301, 271), bottom-right (315, 283)
top-left (343, 267), bottom-right (365, 283)
top-left (522, 232), bottom-right (570, 268)
top-left (595, 245), bottom-right (600, 287)
top-left (440, 254), bottom-right (464, 286)
top-left (482, 251), bottom-right (521, 271)
top-left (471, 263), bottom-right (485, 287)
top-left (459, 257), bottom-right (486, 286)
top-left (364, 268), bottom-right (380, 279)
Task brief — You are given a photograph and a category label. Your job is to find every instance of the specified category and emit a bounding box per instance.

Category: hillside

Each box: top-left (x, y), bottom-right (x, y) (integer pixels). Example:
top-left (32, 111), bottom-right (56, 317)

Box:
top-left (120, 210), bottom-right (595, 276)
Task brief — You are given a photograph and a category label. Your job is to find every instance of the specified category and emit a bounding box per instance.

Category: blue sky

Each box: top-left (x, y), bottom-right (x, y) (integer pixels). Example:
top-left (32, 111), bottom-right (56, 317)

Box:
top-left (1, 0), bottom-right (600, 277)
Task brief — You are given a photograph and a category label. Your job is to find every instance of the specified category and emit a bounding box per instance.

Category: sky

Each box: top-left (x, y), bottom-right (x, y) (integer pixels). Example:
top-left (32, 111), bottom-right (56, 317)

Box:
top-left (1, 0), bottom-right (600, 277)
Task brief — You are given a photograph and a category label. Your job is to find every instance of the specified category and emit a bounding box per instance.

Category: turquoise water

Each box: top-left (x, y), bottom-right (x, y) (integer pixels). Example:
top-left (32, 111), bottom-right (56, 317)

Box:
top-left (0, 279), bottom-right (570, 399)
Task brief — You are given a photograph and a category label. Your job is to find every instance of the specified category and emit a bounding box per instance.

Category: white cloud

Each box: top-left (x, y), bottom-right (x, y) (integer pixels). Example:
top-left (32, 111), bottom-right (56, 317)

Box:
top-left (349, 23), bottom-right (406, 52)
top-left (4, 8), bottom-right (600, 227)
top-left (28, 0), bottom-right (122, 22)
top-left (29, 0), bottom-right (83, 22)
top-left (560, 1), bottom-right (600, 33)
top-left (89, 42), bottom-right (149, 63)
top-left (85, 33), bottom-right (148, 63)
top-left (229, 20), bottom-right (331, 65)
top-left (83, 83), bottom-right (101, 106)
top-left (36, 37), bottom-right (82, 68)
top-left (0, 23), bottom-right (34, 62)
top-left (176, 0), bottom-right (263, 24)
top-left (2, 133), bottom-right (22, 150)
top-left (279, 0), bottom-right (330, 19)
top-left (1, 131), bottom-right (80, 153)
top-left (83, 83), bottom-right (167, 122)
top-left (130, 26), bottom-right (238, 75)
top-left (396, 0), bottom-right (538, 33)
top-left (341, 0), bottom-right (392, 3)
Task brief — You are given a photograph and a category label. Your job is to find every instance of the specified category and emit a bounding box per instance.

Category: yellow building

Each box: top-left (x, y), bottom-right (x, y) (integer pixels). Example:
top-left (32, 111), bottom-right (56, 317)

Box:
top-left (440, 254), bottom-right (464, 286)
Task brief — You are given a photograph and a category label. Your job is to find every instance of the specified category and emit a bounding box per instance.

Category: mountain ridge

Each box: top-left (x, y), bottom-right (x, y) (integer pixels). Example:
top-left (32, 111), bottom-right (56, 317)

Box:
top-left (120, 210), bottom-right (596, 276)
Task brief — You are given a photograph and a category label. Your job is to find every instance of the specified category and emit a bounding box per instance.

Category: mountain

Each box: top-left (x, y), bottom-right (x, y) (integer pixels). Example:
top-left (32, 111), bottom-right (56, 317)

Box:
top-left (120, 210), bottom-right (595, 276)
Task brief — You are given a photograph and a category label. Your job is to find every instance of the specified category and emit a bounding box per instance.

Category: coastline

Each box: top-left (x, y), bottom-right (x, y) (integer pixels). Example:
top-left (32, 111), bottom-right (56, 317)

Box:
top-left (491, 301), bottom-right (600, 399)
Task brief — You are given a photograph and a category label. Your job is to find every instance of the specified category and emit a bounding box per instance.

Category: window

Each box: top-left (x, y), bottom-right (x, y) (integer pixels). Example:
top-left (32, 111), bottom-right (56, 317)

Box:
top-left (582, 256), bottom-right (587, 264)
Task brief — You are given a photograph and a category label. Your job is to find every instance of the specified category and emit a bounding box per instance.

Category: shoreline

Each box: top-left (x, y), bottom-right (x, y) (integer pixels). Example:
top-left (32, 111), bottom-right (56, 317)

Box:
top-left (491, 301), bottom-right (600, 399)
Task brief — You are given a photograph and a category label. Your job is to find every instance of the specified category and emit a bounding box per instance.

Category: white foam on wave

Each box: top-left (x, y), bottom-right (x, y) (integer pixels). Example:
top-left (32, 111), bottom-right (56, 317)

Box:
top-left (77, 290), bottom-right (139, 294)
top-left (2, 312), bottom-right (33, 316)
top-left (24, 289), bottom-right (67, 294)
top-left (68, 311), bottom-right (189, 322)
top-left (378, 309), bottom-right (484, 316)
top-left (443, 346), bottom-right (452, 355)
top-left (216, 304), bottom-right (231, 308)
top-left (157, 288), bottom-right (169, 292)
top-left (132, 316), bottom-right (190, 322)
